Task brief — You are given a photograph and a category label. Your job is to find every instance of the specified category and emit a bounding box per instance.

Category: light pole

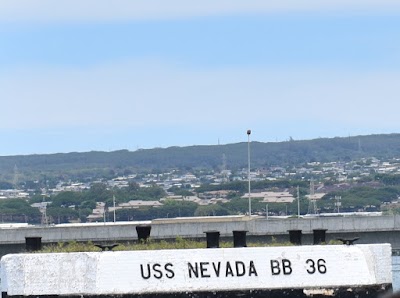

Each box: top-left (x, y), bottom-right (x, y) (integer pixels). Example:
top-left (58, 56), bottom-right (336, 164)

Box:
top-left (247, 129), bottom-right (251, 217)
top-left (113, 195), bottom-right (116, 223)
top-left (297, 185), bottom-right (300, 217)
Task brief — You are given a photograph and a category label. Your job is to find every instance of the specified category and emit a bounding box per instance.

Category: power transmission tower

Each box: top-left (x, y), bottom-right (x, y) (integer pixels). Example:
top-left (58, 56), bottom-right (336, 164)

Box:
top-left (221, 153), bottom-right (228, 182)
top-left (335, 196), bottom-right (342, 213)
top-left (13, 164), bottom-right (19, 189)
top-left (307, 179), bottom-right (318, 215)
top-left (41, 193), bottom-right (48, 225)
top-left (297, 185), bottom-right (300, 217)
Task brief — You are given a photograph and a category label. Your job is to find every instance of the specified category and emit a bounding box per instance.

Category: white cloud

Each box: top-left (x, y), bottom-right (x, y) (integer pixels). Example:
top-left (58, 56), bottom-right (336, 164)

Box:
top-left (1, 0), bottom-right (400, 23)
top-left (1, 61), bottom-right (400, 133)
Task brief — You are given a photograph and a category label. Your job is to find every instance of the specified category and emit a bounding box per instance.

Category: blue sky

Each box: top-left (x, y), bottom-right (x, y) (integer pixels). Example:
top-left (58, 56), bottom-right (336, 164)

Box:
top-left (1, 1), bottom-right (400, 155)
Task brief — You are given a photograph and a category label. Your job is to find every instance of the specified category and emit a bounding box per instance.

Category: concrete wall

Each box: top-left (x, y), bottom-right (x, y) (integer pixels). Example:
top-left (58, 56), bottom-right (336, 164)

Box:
top-left (1, 215), bottom-right (400, 250)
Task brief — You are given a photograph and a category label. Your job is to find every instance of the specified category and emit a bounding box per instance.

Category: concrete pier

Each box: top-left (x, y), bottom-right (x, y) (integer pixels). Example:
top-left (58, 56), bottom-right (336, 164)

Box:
top-left (1, 215), bottom-right (400, 251)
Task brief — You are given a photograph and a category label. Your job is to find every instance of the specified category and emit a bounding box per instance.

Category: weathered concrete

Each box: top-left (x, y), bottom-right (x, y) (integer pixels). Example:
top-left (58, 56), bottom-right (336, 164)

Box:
top-left (0, 244), bottom-right (392, 297)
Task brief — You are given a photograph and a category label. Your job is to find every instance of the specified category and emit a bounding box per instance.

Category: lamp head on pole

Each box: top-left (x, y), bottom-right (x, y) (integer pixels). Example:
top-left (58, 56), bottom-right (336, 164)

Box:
top-left (247, 129), bottom-right (251, 135)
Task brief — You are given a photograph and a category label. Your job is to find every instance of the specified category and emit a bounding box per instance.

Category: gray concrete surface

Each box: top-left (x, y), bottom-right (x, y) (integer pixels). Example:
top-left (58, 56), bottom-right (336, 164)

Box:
top-left (0, 215), bottom-right (398, 248)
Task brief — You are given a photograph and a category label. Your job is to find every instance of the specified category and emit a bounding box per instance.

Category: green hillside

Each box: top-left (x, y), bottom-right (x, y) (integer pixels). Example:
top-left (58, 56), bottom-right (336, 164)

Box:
top-left (1, 133), bottom-right (400, 182)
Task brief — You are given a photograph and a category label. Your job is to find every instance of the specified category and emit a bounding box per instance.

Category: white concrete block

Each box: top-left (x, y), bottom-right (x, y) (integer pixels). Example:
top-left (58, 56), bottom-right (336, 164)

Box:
top-left (0, 244), bottom-right (392, 296)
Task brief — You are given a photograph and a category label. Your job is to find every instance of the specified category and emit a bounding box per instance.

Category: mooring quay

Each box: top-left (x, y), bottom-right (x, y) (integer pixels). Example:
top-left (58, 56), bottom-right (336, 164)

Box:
top-left (1, 214), bottom-right (400, 252)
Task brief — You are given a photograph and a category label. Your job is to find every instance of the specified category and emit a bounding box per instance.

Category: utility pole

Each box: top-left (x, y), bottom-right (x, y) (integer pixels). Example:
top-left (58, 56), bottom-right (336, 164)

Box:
top-left (113, 195), bottom-right (116, 223)
top-left (103, 203), bottom-right (106, 224)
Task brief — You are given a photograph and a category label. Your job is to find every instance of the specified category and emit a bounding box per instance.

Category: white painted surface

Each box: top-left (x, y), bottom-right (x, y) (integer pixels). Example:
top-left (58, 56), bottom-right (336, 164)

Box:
top-left (0, 244), bottom-right (392, 296)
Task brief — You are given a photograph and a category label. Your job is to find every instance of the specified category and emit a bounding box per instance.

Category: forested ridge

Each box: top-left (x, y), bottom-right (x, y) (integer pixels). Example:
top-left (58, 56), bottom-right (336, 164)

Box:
top-left (2, 133), bottom-right (400, 223)
top-left (1, 133), bottom-right (400, 180)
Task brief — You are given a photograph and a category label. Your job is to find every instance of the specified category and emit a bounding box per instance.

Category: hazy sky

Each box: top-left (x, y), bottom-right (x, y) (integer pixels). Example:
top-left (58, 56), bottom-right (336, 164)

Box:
top-left (1, 1), bottom-right (400, 155)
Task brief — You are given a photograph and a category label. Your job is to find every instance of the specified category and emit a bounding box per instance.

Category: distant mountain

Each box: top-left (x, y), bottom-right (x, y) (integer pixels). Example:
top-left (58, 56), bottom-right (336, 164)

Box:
top-left (2, 133), bottom-right (400, 181)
